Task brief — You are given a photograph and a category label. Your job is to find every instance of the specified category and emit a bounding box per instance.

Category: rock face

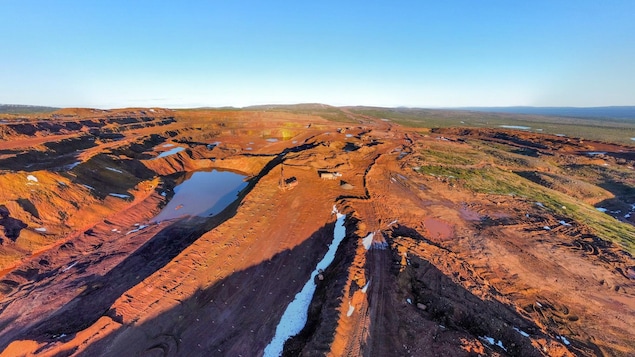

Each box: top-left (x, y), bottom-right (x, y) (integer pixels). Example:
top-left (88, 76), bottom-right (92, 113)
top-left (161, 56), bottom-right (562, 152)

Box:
top-left (0, 107), bottom-right (633, 356)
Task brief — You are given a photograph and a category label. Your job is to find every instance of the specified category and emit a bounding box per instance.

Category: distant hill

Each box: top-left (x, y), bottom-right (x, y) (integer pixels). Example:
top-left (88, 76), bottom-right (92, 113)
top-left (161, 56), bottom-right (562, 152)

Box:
top-left (244, 103), bottom-right (337, 111)
top-left (456, 106), bottom-right (635, 120)
top-left (0, 104), bottom-right (60, 114)
top-left (243, 103), bottom-right (352, 122)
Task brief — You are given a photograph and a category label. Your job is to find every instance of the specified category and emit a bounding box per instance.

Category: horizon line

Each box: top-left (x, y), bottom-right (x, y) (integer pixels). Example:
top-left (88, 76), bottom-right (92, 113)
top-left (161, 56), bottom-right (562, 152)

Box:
top-left (3, 103), bottom-right (635, 111)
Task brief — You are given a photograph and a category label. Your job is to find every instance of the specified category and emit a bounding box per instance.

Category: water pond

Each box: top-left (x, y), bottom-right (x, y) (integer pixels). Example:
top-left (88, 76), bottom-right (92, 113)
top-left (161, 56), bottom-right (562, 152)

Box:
top-left (155, 146), bottom-right (186, 159)
top-left (499, 125), bottom-right (531, 130)
top-left (153, 169), bottom-right (248, 222)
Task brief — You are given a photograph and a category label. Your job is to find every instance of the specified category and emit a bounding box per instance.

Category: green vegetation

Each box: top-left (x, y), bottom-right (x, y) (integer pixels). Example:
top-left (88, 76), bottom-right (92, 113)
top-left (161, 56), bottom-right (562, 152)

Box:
top-left (244, 104), bottom-right (355, 123)
top-left (481, 147), bottom-right (552, 170)
top-left (415, 164), bottom-right (635, 253)
top-left (565, 163), bottom-right (635, 186)
top-left (418, 144), bottom-right (484, 166)
top-left (348, 107), bottom-right (467, 128)
top-left (348, 107), bottom-right (635, 145)
top-left (415, 166), bottom-right (562, 202)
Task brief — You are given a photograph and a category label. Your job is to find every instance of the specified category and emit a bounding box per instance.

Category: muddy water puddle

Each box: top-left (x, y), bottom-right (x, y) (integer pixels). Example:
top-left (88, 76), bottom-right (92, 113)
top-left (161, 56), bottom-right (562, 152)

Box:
top-left (459, 207), bottom-right (481, 221)
top-left (424, 218), bottom-right (454, 240)
top-left (153, 170), bottom-right (248, 222)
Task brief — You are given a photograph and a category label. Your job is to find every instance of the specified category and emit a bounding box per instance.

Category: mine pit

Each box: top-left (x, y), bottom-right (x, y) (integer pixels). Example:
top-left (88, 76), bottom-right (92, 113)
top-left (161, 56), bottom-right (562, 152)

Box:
top-left (0, 107), bottom-right (633, 356)
top-left (152, 169), bottom-right (248, 222)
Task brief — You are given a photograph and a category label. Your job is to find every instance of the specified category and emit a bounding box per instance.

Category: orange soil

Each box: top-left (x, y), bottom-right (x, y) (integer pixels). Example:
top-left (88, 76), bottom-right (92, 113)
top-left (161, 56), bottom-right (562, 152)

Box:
top-left (0, 108), bottom-right (632, 356)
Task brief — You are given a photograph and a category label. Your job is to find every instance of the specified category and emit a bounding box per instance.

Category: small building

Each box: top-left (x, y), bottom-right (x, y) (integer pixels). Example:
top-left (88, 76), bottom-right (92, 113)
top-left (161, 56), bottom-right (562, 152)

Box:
top-left (319, 171), bottom-right (342, 180)
top-left (284, 177), bottom-right (298, 189)
top-left (279, 166), bottom-right (298, 190)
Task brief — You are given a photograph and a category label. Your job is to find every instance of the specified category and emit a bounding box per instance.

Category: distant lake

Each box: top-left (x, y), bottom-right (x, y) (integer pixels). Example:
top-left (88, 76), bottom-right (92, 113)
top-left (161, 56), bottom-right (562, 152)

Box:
top-left (500, 125), bottom-right (531, 130)
top-left (459, 106), bottom-right (635, 120)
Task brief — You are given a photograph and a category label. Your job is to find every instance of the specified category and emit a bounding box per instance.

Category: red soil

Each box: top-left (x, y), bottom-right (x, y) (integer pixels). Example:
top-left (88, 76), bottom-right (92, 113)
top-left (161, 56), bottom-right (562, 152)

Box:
top-left (0, 108), bottom-right (632, 356)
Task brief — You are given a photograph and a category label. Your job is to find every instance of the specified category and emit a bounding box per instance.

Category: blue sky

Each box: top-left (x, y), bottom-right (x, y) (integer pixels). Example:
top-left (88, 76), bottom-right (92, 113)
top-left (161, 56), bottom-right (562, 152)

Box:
top-left (2, 1), bottom-right (634, 108)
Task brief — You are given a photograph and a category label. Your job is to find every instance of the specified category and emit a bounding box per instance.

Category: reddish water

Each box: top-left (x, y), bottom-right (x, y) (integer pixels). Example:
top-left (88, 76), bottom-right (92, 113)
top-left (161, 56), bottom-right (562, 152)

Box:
top-left (424, 218), bottom-right (453, 240)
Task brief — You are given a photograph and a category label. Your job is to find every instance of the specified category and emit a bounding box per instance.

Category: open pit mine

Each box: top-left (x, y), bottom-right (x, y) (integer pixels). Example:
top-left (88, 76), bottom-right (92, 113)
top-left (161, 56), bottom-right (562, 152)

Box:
top-left (0, 107), bottom-right (633, 356)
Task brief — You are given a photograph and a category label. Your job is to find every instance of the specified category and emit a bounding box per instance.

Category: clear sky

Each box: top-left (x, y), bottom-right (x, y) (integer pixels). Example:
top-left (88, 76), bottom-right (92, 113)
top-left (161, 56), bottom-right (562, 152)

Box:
top-left (2, 1), bottom-right (634, 108)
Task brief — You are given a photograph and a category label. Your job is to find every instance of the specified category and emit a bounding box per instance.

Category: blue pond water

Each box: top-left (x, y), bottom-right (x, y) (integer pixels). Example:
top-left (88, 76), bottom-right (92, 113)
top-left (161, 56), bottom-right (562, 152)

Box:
top-left (155, 146), bottom-right (185, 159)
top-left (153, 170), bottom-right (248, 222)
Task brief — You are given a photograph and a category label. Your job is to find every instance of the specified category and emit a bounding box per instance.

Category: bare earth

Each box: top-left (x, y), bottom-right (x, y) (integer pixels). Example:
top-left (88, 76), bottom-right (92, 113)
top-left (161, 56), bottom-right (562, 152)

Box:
top-left (0, 107), bottom-right (633, 356)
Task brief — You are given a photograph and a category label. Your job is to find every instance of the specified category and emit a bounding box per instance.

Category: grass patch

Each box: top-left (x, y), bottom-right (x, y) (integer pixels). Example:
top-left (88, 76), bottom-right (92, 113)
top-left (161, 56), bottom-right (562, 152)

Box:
top-left (419, 145), bottom-right (483, 166)
top-left (415, 165), bottom-right (635, 253)
top-left (482, 148), bottom-right (551, 170)
top-left (244, 104), bottom-right (355, 123)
